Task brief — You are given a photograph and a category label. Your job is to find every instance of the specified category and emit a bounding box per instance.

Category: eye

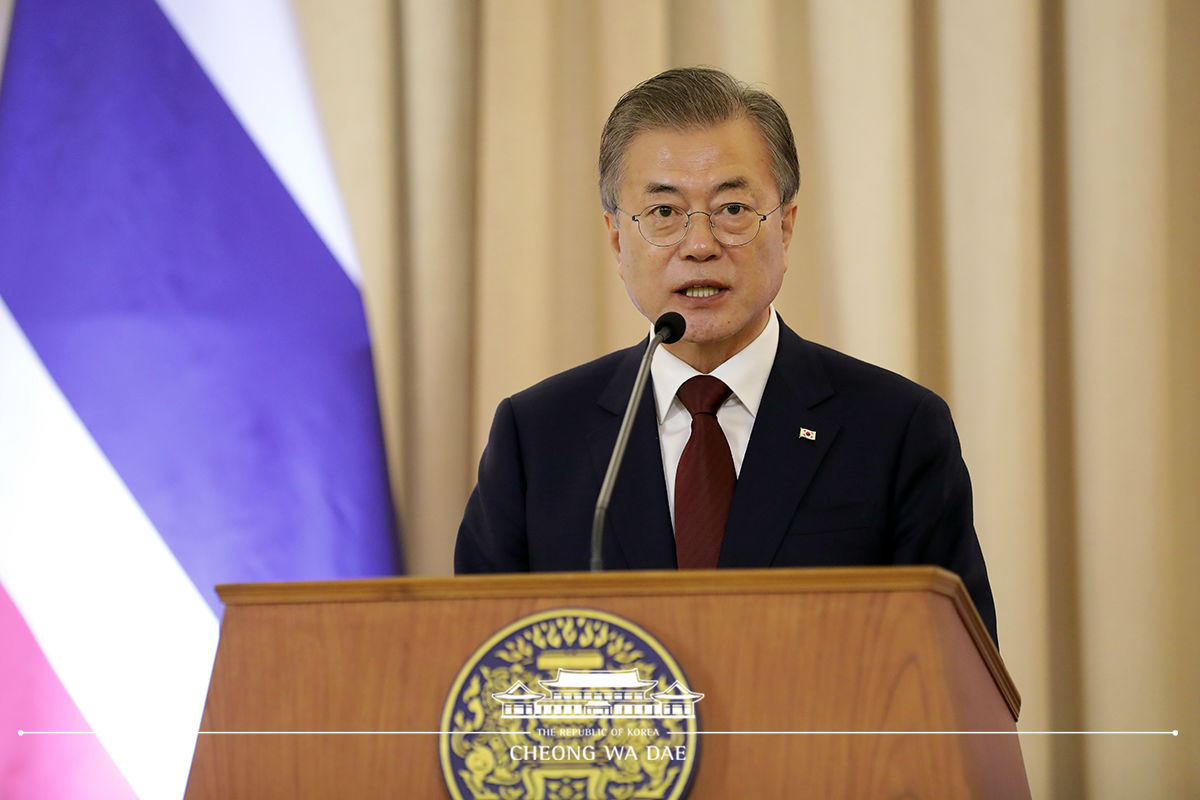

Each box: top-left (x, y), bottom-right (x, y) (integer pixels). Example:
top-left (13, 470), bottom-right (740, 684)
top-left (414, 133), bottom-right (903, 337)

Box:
top-left (721, 203), bottom-right (748, 216)
top-left (649, 205), bottom-right (680, 219)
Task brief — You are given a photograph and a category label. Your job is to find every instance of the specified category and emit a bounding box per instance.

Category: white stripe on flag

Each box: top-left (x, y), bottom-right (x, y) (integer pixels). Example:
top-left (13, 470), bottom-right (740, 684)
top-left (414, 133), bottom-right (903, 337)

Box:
top-left (153, 0), bottom-right (362, 284)
top-left (0, 0), bottom-right (14, 85)
top-left (0, 298), bottom-right (219, 800)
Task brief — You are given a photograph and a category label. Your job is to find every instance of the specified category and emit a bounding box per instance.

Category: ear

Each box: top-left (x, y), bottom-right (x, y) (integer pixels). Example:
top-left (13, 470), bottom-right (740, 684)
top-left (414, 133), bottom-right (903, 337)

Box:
top-left (779, 202), bottom-right (799, 250)
top-left (603, 211), bottom-right (623, 263)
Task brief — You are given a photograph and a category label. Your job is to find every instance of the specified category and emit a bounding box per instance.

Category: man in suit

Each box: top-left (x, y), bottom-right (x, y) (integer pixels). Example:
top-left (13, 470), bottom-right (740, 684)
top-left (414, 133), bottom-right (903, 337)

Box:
top-left (455, 67), bottom-right (997, 646)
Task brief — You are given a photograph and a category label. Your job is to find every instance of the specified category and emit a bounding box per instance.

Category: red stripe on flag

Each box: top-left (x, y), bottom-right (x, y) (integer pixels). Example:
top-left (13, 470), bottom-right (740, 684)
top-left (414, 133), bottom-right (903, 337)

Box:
top-left (0, 581), bottom-right (137, 799)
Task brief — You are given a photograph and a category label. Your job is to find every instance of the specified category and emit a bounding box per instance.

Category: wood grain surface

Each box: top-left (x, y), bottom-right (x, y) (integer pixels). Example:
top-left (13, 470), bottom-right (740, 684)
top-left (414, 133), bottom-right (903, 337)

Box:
top-left (185, 566), bottom-right (1028, 799)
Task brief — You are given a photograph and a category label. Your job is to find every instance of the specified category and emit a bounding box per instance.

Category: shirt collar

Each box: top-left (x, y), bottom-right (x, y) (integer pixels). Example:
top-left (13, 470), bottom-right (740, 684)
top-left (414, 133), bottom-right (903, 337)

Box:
top-left (650, 308), bottom-right (780, 423)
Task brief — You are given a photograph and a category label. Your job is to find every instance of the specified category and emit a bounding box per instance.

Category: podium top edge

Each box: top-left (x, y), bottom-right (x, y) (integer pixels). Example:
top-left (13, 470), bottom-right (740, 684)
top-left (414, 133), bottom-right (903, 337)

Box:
top-left (215, 565), bottom-right (957, 605)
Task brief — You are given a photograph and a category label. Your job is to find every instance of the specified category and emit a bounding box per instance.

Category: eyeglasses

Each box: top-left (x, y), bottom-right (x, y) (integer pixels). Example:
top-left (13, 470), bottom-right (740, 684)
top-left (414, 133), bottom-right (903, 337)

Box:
top-left (616, 201), bottom-right (784, 247)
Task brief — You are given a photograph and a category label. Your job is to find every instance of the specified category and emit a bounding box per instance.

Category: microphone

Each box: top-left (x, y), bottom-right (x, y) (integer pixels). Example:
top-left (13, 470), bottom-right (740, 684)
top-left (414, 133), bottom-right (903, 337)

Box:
top-left (590, 312), bottom-right (686, 571)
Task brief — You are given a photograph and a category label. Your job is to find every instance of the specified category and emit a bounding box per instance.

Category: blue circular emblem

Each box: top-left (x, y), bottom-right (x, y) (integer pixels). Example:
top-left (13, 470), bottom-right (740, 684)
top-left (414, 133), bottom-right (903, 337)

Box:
top-left (440, 608), bottom-right (702, 800)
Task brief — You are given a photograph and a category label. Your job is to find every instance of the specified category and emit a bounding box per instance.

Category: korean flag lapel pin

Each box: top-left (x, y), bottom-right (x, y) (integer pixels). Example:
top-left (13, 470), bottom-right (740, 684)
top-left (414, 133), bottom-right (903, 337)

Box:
top-left (798, 427), bottom-right (817, 442)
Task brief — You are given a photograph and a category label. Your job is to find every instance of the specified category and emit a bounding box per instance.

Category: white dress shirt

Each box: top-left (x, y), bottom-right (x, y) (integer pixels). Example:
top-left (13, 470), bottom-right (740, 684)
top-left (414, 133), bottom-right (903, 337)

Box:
top-left (650, 309), bottom-right (780, 530)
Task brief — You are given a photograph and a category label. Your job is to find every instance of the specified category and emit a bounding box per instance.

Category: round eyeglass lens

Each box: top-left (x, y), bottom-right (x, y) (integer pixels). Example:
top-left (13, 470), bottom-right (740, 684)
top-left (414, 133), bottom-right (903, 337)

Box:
top-left (710, 203), bottom-right (760, 245)
top-left (638, 205), bottom-right (688, 245)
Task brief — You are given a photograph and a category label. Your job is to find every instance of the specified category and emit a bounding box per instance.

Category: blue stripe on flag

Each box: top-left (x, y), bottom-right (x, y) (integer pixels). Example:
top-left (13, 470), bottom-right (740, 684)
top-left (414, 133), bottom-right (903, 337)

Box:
top-left (0, 0), bottom-right (402, 613)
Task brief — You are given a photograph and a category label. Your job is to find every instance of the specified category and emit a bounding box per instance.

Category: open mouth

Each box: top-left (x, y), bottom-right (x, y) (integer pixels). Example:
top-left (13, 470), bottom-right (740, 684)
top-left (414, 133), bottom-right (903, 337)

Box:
top-left (676, 283), bottom-right (727, 298)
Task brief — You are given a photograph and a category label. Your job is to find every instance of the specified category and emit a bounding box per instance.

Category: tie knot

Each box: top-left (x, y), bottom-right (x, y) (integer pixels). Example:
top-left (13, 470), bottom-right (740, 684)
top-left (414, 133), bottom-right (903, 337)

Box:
top-left (677, 375), bottom-right (732, 417)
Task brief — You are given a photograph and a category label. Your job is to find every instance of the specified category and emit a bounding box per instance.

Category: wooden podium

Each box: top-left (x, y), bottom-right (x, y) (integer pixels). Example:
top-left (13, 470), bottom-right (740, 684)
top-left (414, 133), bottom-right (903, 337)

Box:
top-left (184, 566), bottom-right (1028, 799)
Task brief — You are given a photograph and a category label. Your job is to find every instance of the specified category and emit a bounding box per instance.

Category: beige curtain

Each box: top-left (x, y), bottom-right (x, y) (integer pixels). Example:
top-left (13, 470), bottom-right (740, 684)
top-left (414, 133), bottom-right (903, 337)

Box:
top-left (294, 1), bottom-right (1198, 796)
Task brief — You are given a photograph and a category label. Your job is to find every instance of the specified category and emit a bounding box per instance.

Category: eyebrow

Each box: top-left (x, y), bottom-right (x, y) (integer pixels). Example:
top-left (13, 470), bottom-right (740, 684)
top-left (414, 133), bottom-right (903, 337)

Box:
top-left (644, 181), bottom-right (683, 197)
top-left (711, 177), bottom-right (750, 195)
top-left (642, 177), bottom-right (752, 199)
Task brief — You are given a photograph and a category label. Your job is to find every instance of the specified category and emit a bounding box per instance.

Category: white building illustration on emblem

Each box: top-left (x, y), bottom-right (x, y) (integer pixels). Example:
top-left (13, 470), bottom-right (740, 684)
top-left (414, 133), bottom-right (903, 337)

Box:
top-left (492, 668), bottom-right (703, 719)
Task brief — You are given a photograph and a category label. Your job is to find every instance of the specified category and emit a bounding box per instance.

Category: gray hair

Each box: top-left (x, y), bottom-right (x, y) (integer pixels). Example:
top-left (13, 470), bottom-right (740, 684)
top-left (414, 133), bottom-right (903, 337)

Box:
top-left (598, 67), bottom-right (800, 212)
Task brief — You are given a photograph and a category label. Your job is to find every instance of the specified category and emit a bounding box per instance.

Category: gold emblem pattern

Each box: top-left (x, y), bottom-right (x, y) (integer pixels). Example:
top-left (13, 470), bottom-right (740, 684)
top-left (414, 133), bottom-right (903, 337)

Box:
top-left (439, 609), bottom-right (700, 800)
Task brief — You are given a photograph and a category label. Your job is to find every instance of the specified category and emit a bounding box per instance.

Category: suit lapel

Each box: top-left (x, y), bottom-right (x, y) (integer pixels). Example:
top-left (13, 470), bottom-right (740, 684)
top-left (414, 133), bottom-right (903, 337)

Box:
top-left (719, 322), bottom-right (840, 567)
top-left (587, 342), bottom-right (677, 569)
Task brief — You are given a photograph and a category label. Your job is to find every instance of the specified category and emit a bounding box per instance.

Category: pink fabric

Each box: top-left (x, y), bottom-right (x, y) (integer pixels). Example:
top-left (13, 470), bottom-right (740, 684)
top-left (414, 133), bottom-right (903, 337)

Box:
top-left (0, 581), bottom-right (136, 799)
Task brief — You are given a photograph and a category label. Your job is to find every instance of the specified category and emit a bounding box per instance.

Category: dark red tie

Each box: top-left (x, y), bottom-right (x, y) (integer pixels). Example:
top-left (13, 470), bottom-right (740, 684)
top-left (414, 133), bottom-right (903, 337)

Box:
top-left (674, 376), bottom-right (735, 569)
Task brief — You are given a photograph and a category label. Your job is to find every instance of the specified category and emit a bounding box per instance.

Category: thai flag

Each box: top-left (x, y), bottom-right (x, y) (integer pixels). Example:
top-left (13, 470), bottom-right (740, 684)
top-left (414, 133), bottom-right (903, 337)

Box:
top-left (0, 1), bottom-right (402, 797)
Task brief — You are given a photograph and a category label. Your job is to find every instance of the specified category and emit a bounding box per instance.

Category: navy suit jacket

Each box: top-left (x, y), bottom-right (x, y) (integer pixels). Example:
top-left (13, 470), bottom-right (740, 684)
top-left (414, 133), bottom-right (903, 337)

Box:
top-left (455, 317), bottom-right (998, 645)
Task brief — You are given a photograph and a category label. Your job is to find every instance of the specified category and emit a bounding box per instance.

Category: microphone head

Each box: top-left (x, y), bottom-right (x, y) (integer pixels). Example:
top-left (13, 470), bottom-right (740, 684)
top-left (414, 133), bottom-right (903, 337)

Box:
top-left (654, 312), bottom-right (686, 344)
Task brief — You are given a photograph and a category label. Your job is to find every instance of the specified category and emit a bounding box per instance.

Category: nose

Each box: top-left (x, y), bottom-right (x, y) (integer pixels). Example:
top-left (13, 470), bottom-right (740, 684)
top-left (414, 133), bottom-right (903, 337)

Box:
top-left (679, 212), bottom-right (721, 261)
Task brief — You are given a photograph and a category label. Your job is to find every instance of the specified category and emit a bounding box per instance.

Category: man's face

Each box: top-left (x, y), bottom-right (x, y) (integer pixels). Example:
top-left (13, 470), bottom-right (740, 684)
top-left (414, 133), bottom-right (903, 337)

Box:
top-left (604, 117), bottom-right (797, 372)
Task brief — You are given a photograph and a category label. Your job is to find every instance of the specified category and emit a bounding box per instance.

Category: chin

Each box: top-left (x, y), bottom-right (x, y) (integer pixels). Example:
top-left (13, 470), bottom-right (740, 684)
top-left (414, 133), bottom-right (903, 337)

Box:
top-left (680, 318), bottom-right (730, 341)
